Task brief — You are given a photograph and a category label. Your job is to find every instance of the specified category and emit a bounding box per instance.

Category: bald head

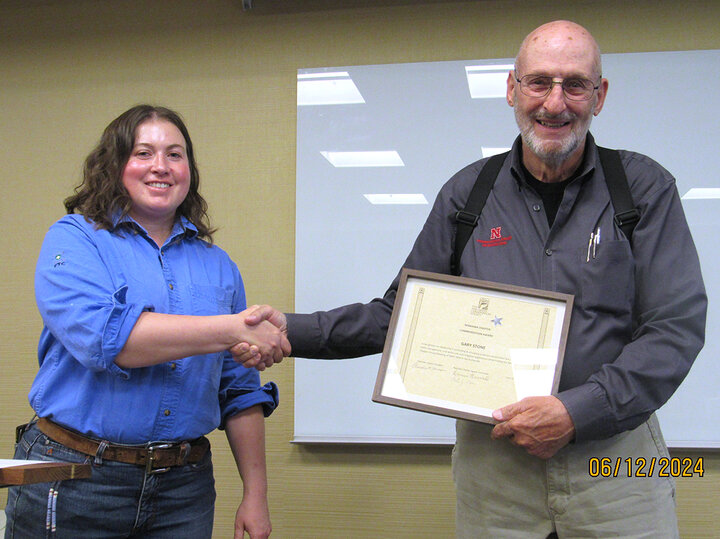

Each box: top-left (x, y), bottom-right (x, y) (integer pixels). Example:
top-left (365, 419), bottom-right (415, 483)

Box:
top-left (507, 20), bottom-right (609, 180)
top-left (515, 20), bottom-right (602, 80)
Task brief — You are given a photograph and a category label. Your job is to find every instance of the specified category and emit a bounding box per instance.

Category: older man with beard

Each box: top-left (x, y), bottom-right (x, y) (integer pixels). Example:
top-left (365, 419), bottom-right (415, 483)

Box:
top-left (242, 20), bottom-right (706, 538)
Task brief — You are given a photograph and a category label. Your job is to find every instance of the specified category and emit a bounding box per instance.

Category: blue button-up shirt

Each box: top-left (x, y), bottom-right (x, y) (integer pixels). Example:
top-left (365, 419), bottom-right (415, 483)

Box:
top-left (30, 213), bottom-right (277, 444)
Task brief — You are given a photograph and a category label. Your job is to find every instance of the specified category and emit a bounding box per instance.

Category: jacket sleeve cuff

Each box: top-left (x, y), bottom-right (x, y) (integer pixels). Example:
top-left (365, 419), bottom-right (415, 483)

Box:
top-left (557, 383), bottom-right (615, 442)
top-left (286, 312), bottom-right (322, 358)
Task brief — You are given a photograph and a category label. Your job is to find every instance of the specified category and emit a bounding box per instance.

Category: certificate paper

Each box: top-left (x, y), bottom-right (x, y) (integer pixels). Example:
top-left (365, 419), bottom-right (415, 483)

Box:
top-left (373, 269), bottom-right (573, 424)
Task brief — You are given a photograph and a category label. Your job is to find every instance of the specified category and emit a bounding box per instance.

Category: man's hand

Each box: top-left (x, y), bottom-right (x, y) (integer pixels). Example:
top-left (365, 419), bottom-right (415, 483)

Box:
top-left (491, 396), bottom-right (575, 459)
top-left (230, 305), bottom-right (290, 370)
top-left (245, 305), bottom-right (288, 334)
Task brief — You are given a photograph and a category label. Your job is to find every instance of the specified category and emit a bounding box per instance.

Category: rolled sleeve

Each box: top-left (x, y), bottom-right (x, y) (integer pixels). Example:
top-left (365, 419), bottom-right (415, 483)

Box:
top-left (218, 346), bottom-right (280, 427)
top-left (35, 217), bottom-right (153, 377)
top-left (219, 381), bottom-right (279, 427)
top-left (100, 286), bottom-right (153, 379)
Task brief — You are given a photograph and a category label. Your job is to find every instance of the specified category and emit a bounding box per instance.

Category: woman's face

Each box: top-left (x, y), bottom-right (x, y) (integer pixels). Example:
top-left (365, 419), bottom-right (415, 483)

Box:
top-left (122, 119), bottom-right (191, 231)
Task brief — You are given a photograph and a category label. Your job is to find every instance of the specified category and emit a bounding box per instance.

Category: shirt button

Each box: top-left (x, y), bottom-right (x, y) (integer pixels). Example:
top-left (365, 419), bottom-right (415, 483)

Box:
top-left (168, 283), bottom-right (174, 290)
top-left (164, 409), bottom-right (171, 416)
top-left (532, 204), bottom-right (541, 212)
top-left (170, 362), bottom-right (176, 370)
top-left (545, 248), bottom-right (552, 256)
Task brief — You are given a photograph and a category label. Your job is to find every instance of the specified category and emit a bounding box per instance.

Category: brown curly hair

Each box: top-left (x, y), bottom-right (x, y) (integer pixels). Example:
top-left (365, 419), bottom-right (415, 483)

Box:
top-left (64, 105), bottom-right (215, 242)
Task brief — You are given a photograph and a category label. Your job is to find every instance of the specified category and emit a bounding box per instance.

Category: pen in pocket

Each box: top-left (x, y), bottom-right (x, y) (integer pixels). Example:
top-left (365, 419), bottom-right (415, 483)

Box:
top-left (586, 227), bottom-right (601, 262)
top-left (593, 227), bottom-right (600, 258)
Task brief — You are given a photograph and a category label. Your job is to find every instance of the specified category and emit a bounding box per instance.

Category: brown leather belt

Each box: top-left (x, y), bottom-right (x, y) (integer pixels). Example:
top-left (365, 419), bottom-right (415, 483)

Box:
top-left (36, 418), bottom-right (209, 474)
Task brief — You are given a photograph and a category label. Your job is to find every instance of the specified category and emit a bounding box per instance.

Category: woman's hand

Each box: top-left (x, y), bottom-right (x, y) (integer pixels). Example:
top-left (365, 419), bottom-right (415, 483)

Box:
top-left (230, 306), bottom-right (290, 370)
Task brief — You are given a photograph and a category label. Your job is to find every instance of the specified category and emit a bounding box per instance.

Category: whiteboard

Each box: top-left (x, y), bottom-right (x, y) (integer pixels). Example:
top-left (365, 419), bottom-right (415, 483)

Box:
top-left (295, 50), bottom-right (720, 448)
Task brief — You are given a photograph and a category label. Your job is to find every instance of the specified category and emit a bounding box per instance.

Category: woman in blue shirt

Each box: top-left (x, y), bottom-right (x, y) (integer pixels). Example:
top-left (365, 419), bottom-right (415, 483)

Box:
top-left (4, 105), bottom-right (288, 539)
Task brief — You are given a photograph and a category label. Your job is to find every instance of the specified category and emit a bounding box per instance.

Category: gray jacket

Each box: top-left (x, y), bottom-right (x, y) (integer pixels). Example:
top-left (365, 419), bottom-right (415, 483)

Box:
top-left (287, 134), bottom-right (707, 442)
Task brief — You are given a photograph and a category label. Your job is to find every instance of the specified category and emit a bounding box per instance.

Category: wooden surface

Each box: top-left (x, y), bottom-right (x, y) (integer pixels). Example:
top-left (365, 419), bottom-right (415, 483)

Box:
top-left (0, 461), bottom-right (91, 486)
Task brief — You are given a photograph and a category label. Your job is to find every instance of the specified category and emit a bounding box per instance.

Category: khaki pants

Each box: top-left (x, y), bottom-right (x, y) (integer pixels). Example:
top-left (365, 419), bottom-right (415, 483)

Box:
top-left (452, 414), bottom-right (678, 539)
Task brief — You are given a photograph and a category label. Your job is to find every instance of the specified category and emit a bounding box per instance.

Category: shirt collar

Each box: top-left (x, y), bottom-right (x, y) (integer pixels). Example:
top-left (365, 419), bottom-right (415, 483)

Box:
top-left (509, 132), bottom-right (599, 187)
top-left (110, 212), bottom-right (199, 242)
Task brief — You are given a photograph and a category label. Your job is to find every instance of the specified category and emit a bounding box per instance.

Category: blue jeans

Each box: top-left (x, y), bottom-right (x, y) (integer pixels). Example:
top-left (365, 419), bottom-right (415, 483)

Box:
top-left (4, 422), bottom-right (216, 538)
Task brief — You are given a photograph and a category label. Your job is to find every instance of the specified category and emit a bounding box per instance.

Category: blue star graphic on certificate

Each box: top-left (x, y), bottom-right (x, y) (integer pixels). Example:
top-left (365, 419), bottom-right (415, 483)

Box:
top-left (492, 316), bottom-right (502, 326)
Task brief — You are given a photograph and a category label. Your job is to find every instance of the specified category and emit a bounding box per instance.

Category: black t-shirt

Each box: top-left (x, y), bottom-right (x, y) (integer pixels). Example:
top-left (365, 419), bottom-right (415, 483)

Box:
top-left (519, 149), bottom-right (589, 226)
top-left (522, 168), bottom-right (573, 226)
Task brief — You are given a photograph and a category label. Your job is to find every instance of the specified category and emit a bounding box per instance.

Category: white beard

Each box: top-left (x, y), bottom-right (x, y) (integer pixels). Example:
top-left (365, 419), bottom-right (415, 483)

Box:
top-left (515, 107), bottom-right (594, 168)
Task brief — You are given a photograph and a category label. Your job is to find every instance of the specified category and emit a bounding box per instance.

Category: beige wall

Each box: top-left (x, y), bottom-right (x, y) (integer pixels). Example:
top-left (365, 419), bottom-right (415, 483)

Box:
top-left (1, 1), bottom-right (718, 537)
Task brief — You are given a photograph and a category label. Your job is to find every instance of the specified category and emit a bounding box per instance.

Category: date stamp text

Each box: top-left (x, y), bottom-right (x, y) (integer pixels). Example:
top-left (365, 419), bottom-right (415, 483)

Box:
top-left (588, 457), bottom-right (704, 478)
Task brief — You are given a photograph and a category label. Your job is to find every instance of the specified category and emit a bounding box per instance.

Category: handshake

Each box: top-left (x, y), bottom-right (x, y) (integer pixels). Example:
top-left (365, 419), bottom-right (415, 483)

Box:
top-left (231, 305), bottom-right (290, 371)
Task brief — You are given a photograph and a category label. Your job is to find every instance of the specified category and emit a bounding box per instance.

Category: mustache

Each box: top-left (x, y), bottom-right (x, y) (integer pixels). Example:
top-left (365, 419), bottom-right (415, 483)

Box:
top-left (532, 111), bottom-right (576, 123)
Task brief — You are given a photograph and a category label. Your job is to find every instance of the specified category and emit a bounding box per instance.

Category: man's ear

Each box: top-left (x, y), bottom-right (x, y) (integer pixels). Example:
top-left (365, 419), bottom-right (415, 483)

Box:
top-left (593, 78), bottom-right (609, 116)
top-left (507, 70), bottom-right (516, 108)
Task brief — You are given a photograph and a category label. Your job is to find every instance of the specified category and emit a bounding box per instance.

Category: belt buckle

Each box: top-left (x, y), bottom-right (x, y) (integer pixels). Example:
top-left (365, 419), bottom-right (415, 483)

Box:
top-left (145, 443), bottom-right (173, 475)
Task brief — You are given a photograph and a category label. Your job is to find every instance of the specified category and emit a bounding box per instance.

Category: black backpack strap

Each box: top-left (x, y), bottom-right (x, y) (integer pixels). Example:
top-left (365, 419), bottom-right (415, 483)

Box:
top-left (451, 152), bottom-right (509, 275)
top-left (597, 147), bottom-right (640, 242)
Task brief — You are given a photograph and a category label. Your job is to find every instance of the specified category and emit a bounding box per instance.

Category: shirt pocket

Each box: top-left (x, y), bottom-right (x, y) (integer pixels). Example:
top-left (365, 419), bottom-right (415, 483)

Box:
top-left (579, 239), bottom-right (634, 314)
top-left (190, 284), bottom-right (234, 315)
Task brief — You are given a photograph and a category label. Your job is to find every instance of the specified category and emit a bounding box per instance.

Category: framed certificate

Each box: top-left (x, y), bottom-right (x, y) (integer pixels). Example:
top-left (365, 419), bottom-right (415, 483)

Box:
top-left (372, 269), bottom-right (574, 424)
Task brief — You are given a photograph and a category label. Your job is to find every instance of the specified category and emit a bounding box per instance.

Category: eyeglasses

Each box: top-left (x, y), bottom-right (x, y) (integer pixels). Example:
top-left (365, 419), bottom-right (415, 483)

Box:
top-left (515, 74), bottom-right (600, 101)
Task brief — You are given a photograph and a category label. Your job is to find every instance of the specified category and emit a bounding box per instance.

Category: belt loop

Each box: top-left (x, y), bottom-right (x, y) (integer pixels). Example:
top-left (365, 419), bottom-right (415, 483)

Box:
top-left (15, 414), bottom-right (38, 443)
top-left (15, 423), bottom-right (30, 444)
top-left (179, 441), bottom-right (191, 465)
top-left (94, 440), bottom-right (109, 465)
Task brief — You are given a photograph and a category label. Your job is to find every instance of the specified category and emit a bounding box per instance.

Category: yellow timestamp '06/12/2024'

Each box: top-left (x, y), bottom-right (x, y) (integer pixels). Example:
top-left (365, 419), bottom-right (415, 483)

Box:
top-left (588, 457), bottom-right (704, 478)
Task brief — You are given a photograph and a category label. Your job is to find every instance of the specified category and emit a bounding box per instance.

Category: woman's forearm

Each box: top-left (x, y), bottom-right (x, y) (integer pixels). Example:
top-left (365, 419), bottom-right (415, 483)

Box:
top-left (115, 310), bottom-right (287, 368)
top-left (114, 311), bottom-right (238, 368)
